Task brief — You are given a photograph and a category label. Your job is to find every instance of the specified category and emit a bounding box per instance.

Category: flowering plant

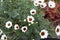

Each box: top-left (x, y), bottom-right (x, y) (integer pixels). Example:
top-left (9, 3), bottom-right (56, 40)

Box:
top-left (0, 0), bottom-right (60, 40)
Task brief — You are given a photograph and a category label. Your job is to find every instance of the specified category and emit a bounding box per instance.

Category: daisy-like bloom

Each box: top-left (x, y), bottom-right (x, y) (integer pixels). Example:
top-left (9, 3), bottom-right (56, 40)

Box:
top-left (38, 0), bottom-right (45, 4)
top-left (14, 24), bottom-right (19, 30)
top-left (1, 34), bottom-right (7, 40)
top-left (40, 29), bottom-right (48, 39)
top-left (5, 21), bottom-right (12, 28)
top-left (40, 2), bottom-right (47, 8)
top-left (27, 16), bottom-right (35, 22)
top-left (48, 1), bottom-right (56, 8)
top-left (55, 25), bottom-right (60, 36)
top-left (0, 29), bottom-right (3, 35)
top-left (30, 9), bottom-right (36, 15)
top-left (21, 26), bottom-right (28, 33)
top-left (33, 0), bottom-right (39, 6)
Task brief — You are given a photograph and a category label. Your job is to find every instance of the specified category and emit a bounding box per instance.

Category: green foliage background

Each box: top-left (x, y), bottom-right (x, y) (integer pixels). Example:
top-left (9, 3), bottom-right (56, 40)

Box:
top-left (0, 0), bottom-right (59, 40)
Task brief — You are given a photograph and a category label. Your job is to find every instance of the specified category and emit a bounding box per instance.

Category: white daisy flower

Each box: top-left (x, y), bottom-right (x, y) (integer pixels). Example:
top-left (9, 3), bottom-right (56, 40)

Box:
top-left (5, 21), bottom-right (12, 28)
top-left (30, 9), bottom-right (36, 15)
top-left (40, 2), bottom-right (47, 8)
top-left (38, 0), bottom-right (45, 4)
top-left (0, 29), bottom-right (3, 35)
top-left (55, 25), bottom-right (60, 36)
top-left (21, 26), bottom-right (28, 33)
top-left (40, 29), bottom-right (48, 39)
top-left (1, 34), bottom-right (7, 40)
top-left (27, 16), bottom-right (35, 22)
top-left (14, 24), bottom-right (19, 30)
top-left (33, 1), bottom-right (39, 6)
top-left (48, 1), bottom-right (56, 8)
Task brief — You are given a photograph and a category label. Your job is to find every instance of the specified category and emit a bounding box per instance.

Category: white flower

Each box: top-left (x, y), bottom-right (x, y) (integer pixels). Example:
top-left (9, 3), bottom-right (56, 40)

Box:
top-left (5, 21), bottom-right (12, 28)
top-left (21, 26), bottom-right (28, 33)
top-left (40, 2), bottom-right (47, 8)
top-left (33, 1), bottom-right (39, 6)
top-left (14, 24), bottom-right (19, 30)
top-left (38, 0), bottom-right (45, 4)
top-left (30, 9), bottom-right (36, 15)
top-left (0, 29), bottom-right (3, 35)
top-left (1, 34), bottom-right (7, 40)
top-left (28, 24), bottom-right (31, 26)
top-left (48, 1), bottom-right (56, 8)
top-left (55, 25), bottom-right (60, 36)
top-left (27, 16), bottom-right (35, 22)
top-left (40, 29), bottom-right (48, 39)
top-left (24, 19), bottom-right (26, 22)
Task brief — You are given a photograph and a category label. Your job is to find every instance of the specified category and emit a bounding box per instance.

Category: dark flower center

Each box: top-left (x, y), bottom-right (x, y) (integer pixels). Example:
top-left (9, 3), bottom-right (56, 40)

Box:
top-left (32, 11), bottom-right (35, 13)
top-left (41, 32), bottom-right (45, 36)
top-left (41, 5), bottom-right (43, 7)
top-left (16, 26), bottom-right (18, 28)
top-left (4, 37), bottom-right (6, 40)
top-left (29, 18), bottom-right (32, 21)
top-left (23, 28), bottom-right (26, 30)
top-left (8, 23), bottom-right (10, 26)
top-left (35, 3), bottom-right (37, 5)
top-left (50, 5), bottom-right (52, 6)
top-left (56, 28), bottom-right (59, 32)
top-left (39, 1), bottom-right (41, 3)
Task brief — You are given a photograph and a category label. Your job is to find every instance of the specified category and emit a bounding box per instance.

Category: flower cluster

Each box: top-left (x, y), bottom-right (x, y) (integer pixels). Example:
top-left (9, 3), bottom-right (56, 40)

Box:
top-left (1, 0), bottom-right (60, 39)
top-left (5, 21), bottom-right (28, 33)
top-left (33, 0), bottom-right (56, 8)
top-left (39, 25), bottom-right (60, 39)
top-left (5, 21), bottom-right (60, 39)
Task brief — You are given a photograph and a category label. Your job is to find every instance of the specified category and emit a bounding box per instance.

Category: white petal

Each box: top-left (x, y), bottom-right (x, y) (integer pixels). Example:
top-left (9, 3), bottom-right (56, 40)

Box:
top-left (0, 29), bottom-right (3, 35)
top-left (41, 35), bottom-right (48, 39)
